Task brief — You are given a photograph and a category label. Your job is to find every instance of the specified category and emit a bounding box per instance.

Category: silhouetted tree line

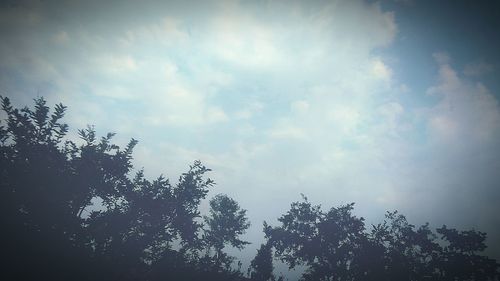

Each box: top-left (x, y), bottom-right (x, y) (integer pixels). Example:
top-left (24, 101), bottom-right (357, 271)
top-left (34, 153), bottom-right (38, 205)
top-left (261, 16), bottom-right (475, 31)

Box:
top-left (0, 97), bottom-right (498, 281)
top-left (263, 196), bottom-right (499, 281)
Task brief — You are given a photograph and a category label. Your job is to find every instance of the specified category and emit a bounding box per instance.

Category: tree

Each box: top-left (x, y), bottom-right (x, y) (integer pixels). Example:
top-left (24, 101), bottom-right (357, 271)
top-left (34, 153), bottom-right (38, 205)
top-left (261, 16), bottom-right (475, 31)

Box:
top-left (0, 97), bottom-right (120, 280)
top-left (264, 195), bottom-right (368, 281)
top-left (369, 211), bottom-right (500, 280)
top-left (203, 194), bottom-right (251, 271)
top-left (436, 225), bottom-right (499, 280)
top-left (249, 242), bottom-right (275, 281)
top-left (3, 96), bottom-right (498, 281)
top-left (0, 96), bottom-right (250, 281)
top-left (368, 211), bottom-right (442, 280)
top-left (265, 195), bottom-right (500, 281)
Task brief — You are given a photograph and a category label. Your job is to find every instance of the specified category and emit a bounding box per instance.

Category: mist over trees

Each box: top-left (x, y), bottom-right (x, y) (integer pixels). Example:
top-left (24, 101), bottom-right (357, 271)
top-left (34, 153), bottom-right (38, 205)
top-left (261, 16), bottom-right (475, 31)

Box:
top-left (1, 97), bottom-right (499, 281)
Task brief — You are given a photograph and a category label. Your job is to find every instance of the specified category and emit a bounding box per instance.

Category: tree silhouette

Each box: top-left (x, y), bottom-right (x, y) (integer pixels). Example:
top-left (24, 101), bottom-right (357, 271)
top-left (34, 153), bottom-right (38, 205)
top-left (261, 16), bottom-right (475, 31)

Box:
top-left (202, 193), bottom-right (251, 271)
top-left (0, 96), bottom-right (249, 281)
top-left (435, 225), bottom-right (499, 280)
top-left (263, 195), bottom-right (368, 281)
top-left (264, 196), bottom-right (500, 281)
top-left (1, 96), bottom-right (499, 281)
top-left (249, 242), bottom-right (275, 281)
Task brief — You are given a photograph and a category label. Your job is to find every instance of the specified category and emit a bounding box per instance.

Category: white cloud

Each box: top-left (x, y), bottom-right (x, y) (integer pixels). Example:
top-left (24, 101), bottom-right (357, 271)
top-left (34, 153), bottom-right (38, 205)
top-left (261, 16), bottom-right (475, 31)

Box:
top-left (206, 107), bottom-right (229, 123)
top-left (123, 16), bottom-right (189, 47)
top-left (235, 102), bottom-right (264, 120)
top-left (429, 115), bottom-right (459, 140)
top-left (95, 54), bottom-right (138, 75)
top-left (326, 106), bottom-right (362, 135)
top-left (377, 102), bottom-right (405, 136)
top-left (387, 57), bottom-right (500, 258)
top-left (269, 124), bottom-right (307, 140)
top-left (145, 84), bottom-right (227, 127)
top-left (291, 100), bottom-right (310, 114)
top-left (208, 18), bottom-right (283, 69)
top-left (371, 57), bottom-right (393, 82)
top-left (426, 56), bottom-right (500, 144)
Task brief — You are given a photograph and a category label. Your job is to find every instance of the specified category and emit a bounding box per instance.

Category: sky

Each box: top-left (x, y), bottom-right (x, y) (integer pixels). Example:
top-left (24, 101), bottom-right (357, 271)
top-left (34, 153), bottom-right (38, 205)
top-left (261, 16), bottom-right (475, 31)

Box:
top-left (1, 0), bottom-right (500, 276)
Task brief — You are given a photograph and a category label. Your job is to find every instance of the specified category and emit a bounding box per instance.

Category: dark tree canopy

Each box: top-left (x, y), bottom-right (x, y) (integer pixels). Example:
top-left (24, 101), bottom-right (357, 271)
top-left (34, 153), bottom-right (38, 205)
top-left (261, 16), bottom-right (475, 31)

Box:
top-left (0, 96), bottom-right (250, 281)
top-left (264, 196), bottom-right (500, 281)
top-left (1, 96), bottom-right (499, 281)
top-left (263, 196), bottom-right (368, 281)
top-left (203, 193), bottom-right (251, 271)
top-left (249, 242), bottom-right (277, 281)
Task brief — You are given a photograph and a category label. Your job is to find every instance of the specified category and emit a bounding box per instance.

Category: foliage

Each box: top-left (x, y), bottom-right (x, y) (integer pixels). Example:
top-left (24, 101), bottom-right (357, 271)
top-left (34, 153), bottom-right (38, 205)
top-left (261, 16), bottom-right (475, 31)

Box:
top-left (263, 195), bottom-right (368, 281)
top-left (0, 96), bottom-right (248, 281)
top-left (203, 193), bottom-right (251, 271)
top-left (265, 196), bottom-right (500, 281)
top-left (249, 242), bottom-right (275, 281)
top-left (1, 96), bottom-right (499, 281)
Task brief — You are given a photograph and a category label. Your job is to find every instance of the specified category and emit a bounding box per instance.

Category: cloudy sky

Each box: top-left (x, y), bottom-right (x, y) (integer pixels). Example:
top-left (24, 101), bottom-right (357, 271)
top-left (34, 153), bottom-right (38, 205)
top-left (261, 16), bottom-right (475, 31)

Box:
top-left (2, 0), bottom-right (500, 273)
